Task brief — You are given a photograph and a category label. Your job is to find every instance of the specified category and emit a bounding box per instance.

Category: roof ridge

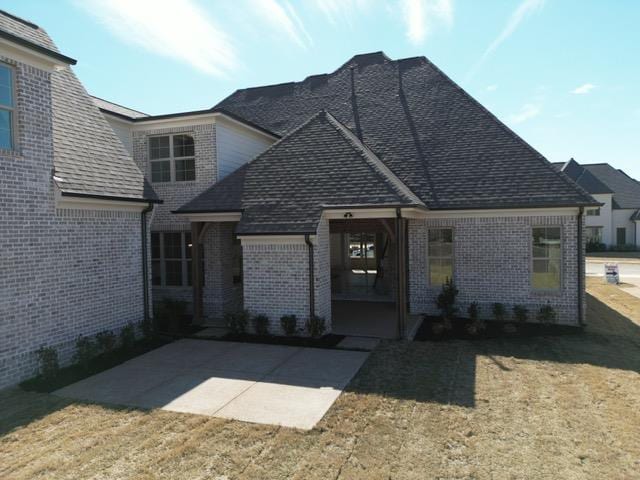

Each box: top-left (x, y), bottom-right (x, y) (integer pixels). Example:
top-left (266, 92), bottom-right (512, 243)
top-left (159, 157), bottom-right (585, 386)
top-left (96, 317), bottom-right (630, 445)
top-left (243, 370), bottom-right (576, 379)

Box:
top-left (91, 95), bottom-right (149, 117)
top-left (322, 111), bottom-right (424, 206)
top-left (412, 56), bottom-right (596, 205)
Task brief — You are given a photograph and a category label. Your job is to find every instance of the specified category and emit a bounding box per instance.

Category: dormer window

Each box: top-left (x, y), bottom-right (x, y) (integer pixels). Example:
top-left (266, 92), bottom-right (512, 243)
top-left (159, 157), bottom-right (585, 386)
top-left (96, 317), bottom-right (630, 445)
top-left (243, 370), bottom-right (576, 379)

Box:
top-left (150, 134), bottom-right (195, 182)
top-left (0, 63), bottom-right (14, 150)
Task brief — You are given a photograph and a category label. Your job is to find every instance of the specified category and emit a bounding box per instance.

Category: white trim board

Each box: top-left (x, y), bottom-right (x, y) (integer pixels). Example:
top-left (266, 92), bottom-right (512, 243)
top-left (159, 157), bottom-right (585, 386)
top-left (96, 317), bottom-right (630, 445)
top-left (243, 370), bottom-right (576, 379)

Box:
top-left (0, 40), bottom-right (70, 72)
top-left (423, 207), bottom-right (581, 219)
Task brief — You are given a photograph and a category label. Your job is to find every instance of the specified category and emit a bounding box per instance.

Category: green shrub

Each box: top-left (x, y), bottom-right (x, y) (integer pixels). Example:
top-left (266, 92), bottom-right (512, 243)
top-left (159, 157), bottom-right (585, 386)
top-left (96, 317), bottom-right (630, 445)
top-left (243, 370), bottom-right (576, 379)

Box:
top-left (537, 304), bottom-right (557, 324)
top-left (225, 310), bottom-right (249, 335)
top-left (492, 303), bottom-right (506, 322)
top-left (306, 315), bottom-right (326, 338)
top-left (35, 346), bottom-right (59, 380)
top-left (73, 335), bottom-right (97, 370)
top-left (253, 314), bottom-right (270, 336)
top-left (280, 315), bottom-right (298, 336)
top-left (435, 278), bottom-right (458, 324)
top-left (586, 240), bottom-right (606, 252)
top-left (467, 302), bottom-right (479, 322)
top-left (95, 330), bottom-right (117, 354)
top-left (138, 318), bottom-right (155, 339)
top-left (120, 323), bottom-right (136, 350)
top-left (513, 305), bottom-right (528, 323)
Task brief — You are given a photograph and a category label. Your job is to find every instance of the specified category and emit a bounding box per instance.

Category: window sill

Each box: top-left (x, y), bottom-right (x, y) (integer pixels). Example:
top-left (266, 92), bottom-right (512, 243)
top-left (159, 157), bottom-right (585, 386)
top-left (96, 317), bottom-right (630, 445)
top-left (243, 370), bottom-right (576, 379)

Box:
top-left (0, 147), bottom-right (21, 158)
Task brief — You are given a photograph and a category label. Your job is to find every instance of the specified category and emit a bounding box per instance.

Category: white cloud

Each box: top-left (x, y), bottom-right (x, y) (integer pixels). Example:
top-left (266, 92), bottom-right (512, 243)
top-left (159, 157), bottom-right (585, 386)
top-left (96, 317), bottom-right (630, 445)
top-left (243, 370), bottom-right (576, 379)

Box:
top-left (486, 84), bottom-right (498, 91)
top-left (571, 83), bottom-right (596, 94)
top-left (467, 0), bottom-right (544, 79)
top-left (250, 0), bottom-right (312, 48)
top-left (401, 0), bottom-right (454, 45)
top-left (508, 103), bottom-right (541, 124)
top-left (313, 0), bottom-right (371, 28)
top-left (77, 0), bottom-right (237, 77)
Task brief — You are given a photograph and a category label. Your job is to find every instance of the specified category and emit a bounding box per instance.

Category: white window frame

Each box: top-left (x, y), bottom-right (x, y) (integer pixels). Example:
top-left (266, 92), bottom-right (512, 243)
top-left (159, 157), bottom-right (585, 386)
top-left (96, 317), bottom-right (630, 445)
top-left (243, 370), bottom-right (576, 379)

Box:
top-left (616, 227), bottom-right (627, 246)
top-left (531, 226), bottom-right (562, 292)
top-left (149, 133), bottom-right (195, 183)
top-left (427, 227), bottom-right (454, 287)
top-left (585, 207), bottom-right (600, 216)
top-left (0, 62), bottom-right (16, 151)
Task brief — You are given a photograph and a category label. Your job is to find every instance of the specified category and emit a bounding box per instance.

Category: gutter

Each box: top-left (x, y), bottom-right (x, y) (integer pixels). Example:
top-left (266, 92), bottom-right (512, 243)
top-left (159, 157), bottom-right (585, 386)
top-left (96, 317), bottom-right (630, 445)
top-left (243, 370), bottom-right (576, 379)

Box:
top-left (141, 203), bottom-right (154, 323)
top-left (304, 234), bottom-right (315, 320)
top-left (0, 28), bottom-right (77, 65)
top-left (577, 207), bottom-right (585, 326)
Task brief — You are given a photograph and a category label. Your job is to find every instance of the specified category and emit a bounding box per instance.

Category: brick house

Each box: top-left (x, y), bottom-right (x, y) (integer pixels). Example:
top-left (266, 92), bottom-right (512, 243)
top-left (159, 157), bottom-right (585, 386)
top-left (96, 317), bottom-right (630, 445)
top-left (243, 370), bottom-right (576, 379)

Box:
top-left (104, 52), bottom-right (598, 338)
top-left (1, 11), bottom-right (599, 387)
top-left (0, 11), bottom-right (160, 388)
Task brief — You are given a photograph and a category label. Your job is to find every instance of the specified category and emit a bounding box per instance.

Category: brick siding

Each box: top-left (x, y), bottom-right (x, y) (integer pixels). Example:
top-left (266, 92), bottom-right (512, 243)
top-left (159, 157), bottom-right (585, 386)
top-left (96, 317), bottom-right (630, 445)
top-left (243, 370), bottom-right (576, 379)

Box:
top-left (408, 215), bottom-right (583, 325)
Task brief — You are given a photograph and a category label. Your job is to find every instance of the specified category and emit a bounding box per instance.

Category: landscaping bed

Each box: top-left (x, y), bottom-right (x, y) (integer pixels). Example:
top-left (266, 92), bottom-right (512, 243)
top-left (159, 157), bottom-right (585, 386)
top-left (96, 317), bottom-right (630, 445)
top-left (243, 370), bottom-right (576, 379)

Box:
top-left (20, 337), bottom-right (171, 393)
top-left (414, 316), bottom-right (582, 342)
top-left (220, 333), bottom-right (345, 349)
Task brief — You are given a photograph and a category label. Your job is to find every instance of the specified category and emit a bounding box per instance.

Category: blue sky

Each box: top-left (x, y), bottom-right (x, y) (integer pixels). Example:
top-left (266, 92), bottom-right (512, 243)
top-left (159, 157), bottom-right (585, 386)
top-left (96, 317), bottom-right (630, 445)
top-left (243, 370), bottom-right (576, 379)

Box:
top-left (6, 0), bottom-right (640, 178)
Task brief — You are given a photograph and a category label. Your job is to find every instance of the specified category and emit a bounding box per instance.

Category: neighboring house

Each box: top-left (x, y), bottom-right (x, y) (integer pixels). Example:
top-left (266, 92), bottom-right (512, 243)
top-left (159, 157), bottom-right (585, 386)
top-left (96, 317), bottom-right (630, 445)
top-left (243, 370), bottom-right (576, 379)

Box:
top-left (553, 159), bottom-right (640, 248)
top-left (0, 11), bottom-right (159, 388)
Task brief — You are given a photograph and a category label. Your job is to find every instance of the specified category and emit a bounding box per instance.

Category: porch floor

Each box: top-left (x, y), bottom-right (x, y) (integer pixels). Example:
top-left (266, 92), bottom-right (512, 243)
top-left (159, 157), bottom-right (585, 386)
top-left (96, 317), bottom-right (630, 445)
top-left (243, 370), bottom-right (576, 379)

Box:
top-left (331, 300), bottom-right (418, 339)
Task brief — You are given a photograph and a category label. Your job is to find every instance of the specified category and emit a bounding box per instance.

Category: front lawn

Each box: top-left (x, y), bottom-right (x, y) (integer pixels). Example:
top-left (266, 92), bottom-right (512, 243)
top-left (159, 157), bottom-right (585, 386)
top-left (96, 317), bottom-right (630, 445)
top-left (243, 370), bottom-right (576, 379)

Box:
top-left (1, 277), bottom-right (639, 479)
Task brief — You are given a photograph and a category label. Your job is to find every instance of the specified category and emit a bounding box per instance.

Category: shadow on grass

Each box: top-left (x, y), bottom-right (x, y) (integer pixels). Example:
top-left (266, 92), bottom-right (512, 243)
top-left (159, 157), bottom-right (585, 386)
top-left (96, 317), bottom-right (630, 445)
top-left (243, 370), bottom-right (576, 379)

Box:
top-left (346, 293), bottom-right (640, 408)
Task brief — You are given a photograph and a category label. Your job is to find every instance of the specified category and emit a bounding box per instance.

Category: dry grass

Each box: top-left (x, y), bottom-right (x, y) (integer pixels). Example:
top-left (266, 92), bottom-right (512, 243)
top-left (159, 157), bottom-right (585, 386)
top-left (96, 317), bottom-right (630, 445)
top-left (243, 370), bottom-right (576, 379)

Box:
top-left (1, 279), bottom-right (639, 479)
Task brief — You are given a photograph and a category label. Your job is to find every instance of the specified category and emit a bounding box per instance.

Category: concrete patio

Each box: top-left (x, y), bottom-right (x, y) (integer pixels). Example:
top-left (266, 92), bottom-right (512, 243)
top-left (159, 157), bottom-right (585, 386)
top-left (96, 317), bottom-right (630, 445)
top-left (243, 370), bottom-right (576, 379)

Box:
top-left (55, 339), bottom-right (369, 430)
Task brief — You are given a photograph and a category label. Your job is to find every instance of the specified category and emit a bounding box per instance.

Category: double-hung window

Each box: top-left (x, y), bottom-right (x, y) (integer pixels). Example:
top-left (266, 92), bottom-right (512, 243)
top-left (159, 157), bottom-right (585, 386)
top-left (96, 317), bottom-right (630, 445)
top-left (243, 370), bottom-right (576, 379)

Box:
top-left (152, 232), bottom-right (202, 287)
top-left (532, 227), bottom-right (561, 290)
top-left (0, 63), bottom-right (14, 150)
top-left (428, 228), bottom-right (454, 286)
top-left (150, 134), bottom-right (195, 182)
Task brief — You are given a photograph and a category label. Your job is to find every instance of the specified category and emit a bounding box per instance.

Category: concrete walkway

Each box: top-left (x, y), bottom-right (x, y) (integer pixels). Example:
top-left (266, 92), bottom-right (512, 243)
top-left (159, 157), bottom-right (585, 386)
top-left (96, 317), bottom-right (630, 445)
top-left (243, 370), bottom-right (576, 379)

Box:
top-left (55, 339), bottom-right (369, 430)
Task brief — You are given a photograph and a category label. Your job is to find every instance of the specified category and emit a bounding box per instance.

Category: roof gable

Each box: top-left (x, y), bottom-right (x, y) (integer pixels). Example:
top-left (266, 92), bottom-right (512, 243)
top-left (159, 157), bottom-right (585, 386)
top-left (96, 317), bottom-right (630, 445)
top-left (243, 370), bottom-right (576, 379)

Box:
top-left (216, 53), bottom-right (596, 210)
top-left (583, 164), bottom-right (640, 209)
top-left (556, 159), bottom-right (613, 195)
top-left (178, 110), bottom-right (423, 234)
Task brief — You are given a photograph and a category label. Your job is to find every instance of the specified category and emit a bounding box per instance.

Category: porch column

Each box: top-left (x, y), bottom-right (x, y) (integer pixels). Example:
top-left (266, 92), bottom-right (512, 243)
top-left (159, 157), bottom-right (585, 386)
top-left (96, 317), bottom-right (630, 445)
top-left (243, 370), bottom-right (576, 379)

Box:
top-left (191, 221), bottom-right (203, 324)
top-left (396, 213), bottom-right (408, 338)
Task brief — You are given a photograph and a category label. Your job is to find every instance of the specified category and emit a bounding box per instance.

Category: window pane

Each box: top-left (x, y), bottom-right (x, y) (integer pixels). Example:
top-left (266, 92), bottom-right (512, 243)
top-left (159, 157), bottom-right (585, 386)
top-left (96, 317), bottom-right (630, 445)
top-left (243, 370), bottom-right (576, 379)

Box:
top-left (617, 228), bottom-right (626, 245)
top-left (164, 233), bottom-right (182, 259)
top-left (151, 232), bottom-right (161, 259)
top-left (0, 110), bottom-right (11, 149)
top-left (175, 158), bottom-right (195, 181)
top-left (430, 258), bottom-right (452, 286)
top-left (152, 260), bottom-right (161, 286)
top-left (165, 260), bottom-right (182, 286)
top-left (149, 136), bottom-right (170, 159)
top-left (151, 160), bottom-right (171, 182)
top-left (173, 134), bottom-right (194, 157)
top-left (0, 65), bottom-right (12, 107)
top-left (532, 260), bottom-right (560, 289)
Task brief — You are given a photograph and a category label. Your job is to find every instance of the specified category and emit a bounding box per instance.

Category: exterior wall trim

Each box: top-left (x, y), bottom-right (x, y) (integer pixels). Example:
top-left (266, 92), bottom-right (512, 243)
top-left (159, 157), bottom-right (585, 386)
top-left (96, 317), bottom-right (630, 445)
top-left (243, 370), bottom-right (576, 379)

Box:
top-left (0, 40), bottom-right (69, 71)
top-left (239, 235), bottom-right (316, 245)
top-left (425, 207), bottom-right (580, 219)
top-left (55, 188), bottom-right (152, 212)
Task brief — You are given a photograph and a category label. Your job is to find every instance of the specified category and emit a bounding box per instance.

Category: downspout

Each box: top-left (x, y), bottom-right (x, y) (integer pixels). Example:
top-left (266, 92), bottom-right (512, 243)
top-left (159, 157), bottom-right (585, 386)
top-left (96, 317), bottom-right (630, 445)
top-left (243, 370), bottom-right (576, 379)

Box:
top-left (577, 207), bottom-right (584, 326)
top-left (141, 203), bottom-right (153, 322)
top-left (304, 234), bottom-right (315, 320)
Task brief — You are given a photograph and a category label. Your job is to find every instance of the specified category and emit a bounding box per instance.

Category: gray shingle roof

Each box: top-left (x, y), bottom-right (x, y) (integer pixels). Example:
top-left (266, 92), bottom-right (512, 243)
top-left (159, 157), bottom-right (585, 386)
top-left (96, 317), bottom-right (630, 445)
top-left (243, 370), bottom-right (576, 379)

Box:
top-left (92, 96), bottom-right (149, 119)
top-left (553, 159), bottom-right (613, 195)
top-left (215, 52), bottom-right (596, 211)
top-left (178, 110), bottom-right (425, 234)
top-left (582, 163), bottom-right (640, 210)
top-left (1, 10), bottom-right (157, 203)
